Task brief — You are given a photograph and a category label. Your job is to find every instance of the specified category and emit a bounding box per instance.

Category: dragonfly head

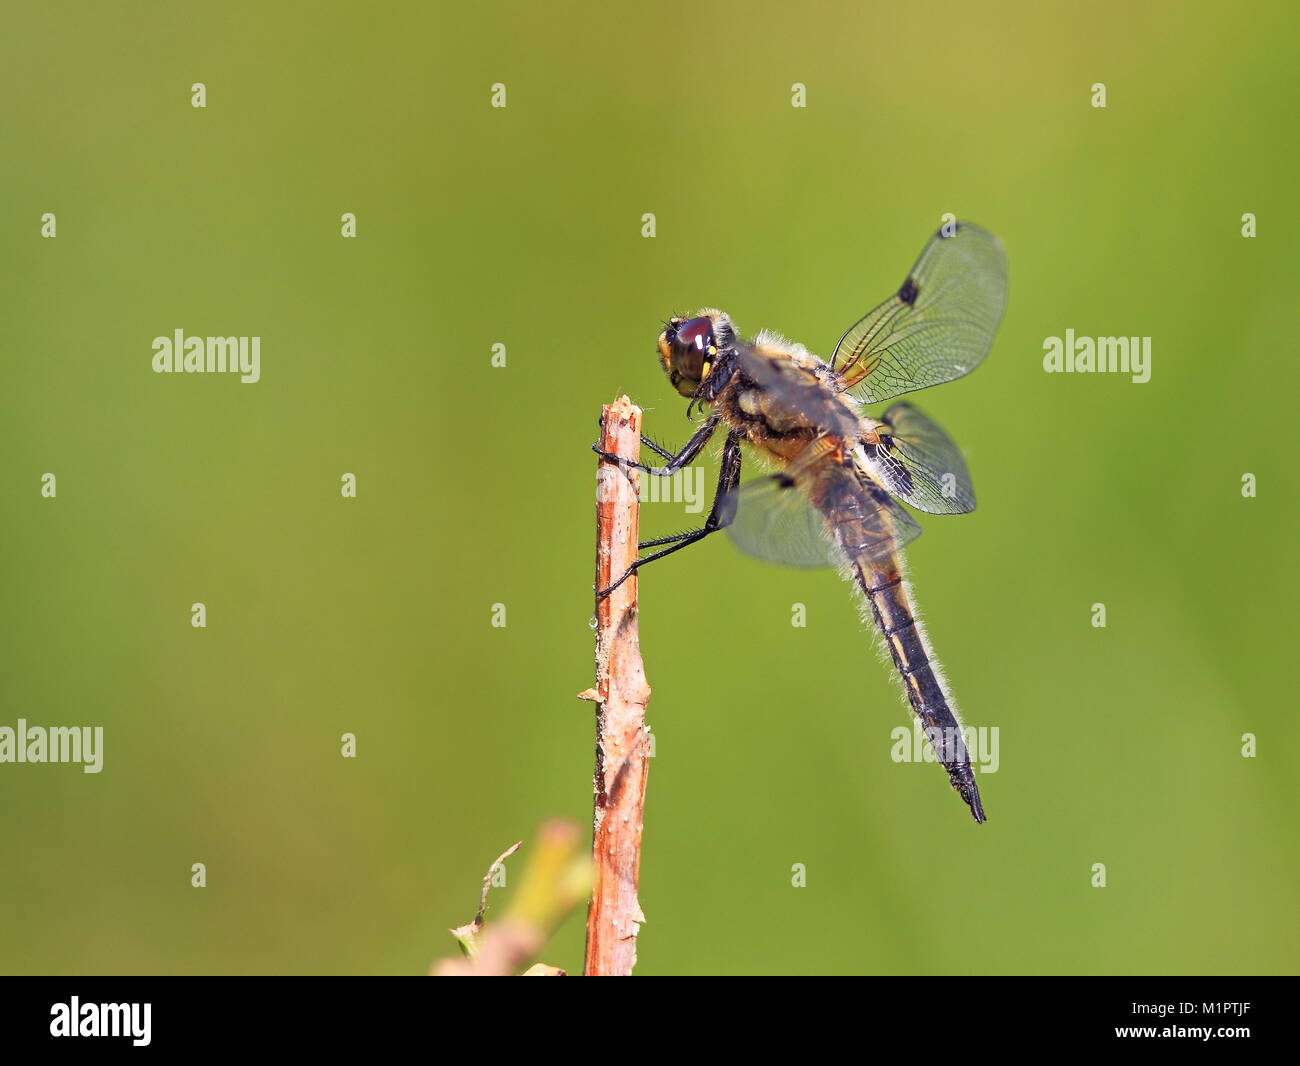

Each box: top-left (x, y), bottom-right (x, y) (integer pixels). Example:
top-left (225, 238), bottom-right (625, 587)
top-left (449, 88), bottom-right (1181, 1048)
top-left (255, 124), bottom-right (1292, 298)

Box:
top-left (658, 310), bottom-right (735, 398)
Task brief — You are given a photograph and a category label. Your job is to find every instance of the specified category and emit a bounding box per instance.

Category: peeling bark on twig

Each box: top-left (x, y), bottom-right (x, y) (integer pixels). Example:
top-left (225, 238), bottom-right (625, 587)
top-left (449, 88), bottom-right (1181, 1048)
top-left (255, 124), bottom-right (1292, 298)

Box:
top-left (584, 396), bottom-right (652, 976)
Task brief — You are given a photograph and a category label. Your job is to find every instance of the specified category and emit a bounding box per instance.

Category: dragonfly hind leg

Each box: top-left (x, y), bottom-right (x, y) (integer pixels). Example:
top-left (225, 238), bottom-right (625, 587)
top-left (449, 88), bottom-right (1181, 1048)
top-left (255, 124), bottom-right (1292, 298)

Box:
top-left (596, 431), bottom-right (743, 598)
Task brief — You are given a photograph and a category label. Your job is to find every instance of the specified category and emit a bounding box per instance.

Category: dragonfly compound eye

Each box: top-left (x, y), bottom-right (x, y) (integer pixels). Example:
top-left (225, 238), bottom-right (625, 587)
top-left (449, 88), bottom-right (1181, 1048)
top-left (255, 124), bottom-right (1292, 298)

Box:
top-left (675, 316), bottom-right (714, 353)
top-left (659, 315), bottom-right (713, 397)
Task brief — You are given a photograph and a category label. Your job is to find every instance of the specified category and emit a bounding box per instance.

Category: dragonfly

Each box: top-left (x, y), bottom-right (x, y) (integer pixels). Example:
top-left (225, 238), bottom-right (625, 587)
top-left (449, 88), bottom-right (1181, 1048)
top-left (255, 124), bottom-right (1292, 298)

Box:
top-left (595, 221), bottom-right (1007, 824)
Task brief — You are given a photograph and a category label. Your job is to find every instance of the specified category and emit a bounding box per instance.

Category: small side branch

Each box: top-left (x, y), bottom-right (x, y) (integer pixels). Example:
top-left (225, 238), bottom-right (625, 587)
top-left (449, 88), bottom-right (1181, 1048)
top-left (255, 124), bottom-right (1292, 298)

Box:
top-left (583, 396), bottom-right (652, 976)
top-left (432, 824), bottom-right (588, 977)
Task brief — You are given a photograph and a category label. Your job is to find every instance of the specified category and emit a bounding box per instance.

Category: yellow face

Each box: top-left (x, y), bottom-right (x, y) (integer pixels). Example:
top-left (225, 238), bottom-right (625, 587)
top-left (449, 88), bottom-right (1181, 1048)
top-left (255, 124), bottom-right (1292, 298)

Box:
top-left (658, 311), bottom-right (725, 397)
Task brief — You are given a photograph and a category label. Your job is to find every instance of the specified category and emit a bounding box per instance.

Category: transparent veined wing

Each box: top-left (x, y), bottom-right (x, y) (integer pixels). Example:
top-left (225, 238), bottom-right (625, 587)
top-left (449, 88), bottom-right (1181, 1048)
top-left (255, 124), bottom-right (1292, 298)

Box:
top-left (858, 402), bottom-right (976, 515)
top-left (830, 222), bottom-right (1007, 404)
top-left (723, 461), bottom-right (922, 569)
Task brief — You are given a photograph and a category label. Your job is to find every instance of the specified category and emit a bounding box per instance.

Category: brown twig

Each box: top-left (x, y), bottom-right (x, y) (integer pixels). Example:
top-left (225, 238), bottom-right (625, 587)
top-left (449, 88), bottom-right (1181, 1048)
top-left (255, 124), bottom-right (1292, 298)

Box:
top-left (583, 396), bottom-right (652, 976)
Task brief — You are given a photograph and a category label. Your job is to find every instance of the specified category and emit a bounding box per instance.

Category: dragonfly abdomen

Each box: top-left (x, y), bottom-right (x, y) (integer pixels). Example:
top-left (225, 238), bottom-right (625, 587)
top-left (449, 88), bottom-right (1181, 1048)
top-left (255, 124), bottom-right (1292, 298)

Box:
top-left (853, 555), bottom-right (987, 825)
top-left (805, 461), bottom-right (985, 822)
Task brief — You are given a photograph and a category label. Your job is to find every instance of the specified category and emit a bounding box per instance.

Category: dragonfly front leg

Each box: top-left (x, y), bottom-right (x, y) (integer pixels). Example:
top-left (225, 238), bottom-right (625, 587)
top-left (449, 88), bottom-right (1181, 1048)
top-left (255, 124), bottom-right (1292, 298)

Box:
top-left (591, 414), bottom-right (720, 476)
top-left (597, 432), bottom-right (743, 598)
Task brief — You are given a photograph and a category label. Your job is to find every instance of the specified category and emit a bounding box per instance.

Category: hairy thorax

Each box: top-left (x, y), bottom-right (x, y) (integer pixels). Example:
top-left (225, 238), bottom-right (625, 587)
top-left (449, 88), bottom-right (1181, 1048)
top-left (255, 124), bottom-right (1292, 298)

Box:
top-left (713, 338), bottom-right (866, 464)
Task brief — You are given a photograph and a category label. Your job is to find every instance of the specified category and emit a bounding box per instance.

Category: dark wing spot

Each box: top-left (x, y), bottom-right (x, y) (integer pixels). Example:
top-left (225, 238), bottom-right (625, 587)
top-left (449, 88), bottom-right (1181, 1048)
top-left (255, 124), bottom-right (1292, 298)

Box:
top-left (898, 276), bottom-right (919, 305)
top-left (775, 473), bottom-right (796, 489)
top-left (888, 459), bottom-right (914, 497)
top-left (864, 442), bottom-right (913, 498)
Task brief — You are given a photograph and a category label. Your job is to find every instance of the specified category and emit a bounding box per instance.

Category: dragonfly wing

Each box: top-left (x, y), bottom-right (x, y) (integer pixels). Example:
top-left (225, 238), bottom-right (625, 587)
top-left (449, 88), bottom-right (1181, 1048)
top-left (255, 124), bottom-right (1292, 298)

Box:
top-left (859, 402), bottom-right (976, 514)
top-left (830, 222), bottom-right (1007, 404)
top-left (724, 465), bottom-right (922, 569)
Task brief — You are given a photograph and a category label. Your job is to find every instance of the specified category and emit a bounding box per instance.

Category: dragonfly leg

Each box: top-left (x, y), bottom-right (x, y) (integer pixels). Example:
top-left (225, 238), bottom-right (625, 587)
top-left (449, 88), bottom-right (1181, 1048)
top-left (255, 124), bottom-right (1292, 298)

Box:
top-left (639, 436), bottom-right (678, 464)
top-left (597, 432), bottom-right (743, 598)
top-left (591, 414), bottom-right (719, 476)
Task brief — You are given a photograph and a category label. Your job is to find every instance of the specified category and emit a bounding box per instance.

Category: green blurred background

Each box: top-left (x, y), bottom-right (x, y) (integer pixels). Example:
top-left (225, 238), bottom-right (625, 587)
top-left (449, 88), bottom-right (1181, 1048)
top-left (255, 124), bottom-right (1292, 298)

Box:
top-left (2, 1), bottom-right (1297, 975)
